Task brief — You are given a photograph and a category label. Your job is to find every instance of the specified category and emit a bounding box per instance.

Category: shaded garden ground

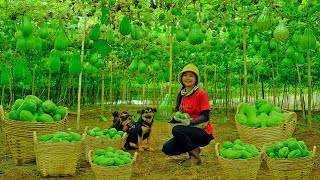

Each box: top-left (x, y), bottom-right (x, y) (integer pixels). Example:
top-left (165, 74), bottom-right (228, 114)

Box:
top-left (0, 105), bottom-right (320, 180)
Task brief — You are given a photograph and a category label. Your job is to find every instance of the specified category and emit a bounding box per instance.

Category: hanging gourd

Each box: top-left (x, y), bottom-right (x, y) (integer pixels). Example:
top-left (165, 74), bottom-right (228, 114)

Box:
top-left (299, 28), bottom-right (316, 50)
top-left (260, 43), bottom-right (270, 58)
top-left (293, 53), bottom-right (305, 64)
top-left (273, 20), bottom-right (289, 42)
top-left (1, 67), bottom-right (11, 85)
top-left (252, 34), bottom-right (261, 48)
top-left (138, 60), bottom-right (147, 73)
top-left (281, 57), bottom-right (293, 67)
top-left (131, 25), bottom-right (142, 40)
top-left (164, 69), bottom-right (170, 82)
top-left (129, 59), bottom-right (138, 72)
top-left (256, 7), bottom-right (271, 31)
top-left (89, 53), bottom-right (100, 65)
top-left (106, 30), bottom-right (115, 44)
top-left (109, 0), bottom-right (116, 6)
top-left (119, 16), bottom-right (132, 36)
top-left (152, 60), bottom-right (160, 71)
top-left (285, 46), bottom-right (295, 58)
top-left (157, 70), bottom-right (164, 80)
top-left (49, 49), bottom-right (60, 72)
top-left (69, 52), bottom-right (82, 76)
top-left (291, 31), bottom-right (301, 45)
top-left (39, 24), bottom-right (49, 39)
top-left (21, 16), bottom-right (33, 37)
top-left (269, 38), bottom-right (277, 50)
top-left (54, 27), bottom-right (69, 50)
top-left (180, 19), bottom-right (190, 29)
top-left (89, 24), bottom-right (101, 41)
top-left (172, 42), bottom-right (180, 55)
top-left (13, 58), bottom-right (28, 81)
top-left (101, 6), bottom-right (110, 25)
top-left (188, 23), bottom-right (204, 45)
top-left (23, 70), bottom-right (32, 84)
top-left (95, 59), bottom-right (105, 70)
top-left (176, 30), bottom-right (187, 42)
top-left (137, 74), bottom-right (145, 84)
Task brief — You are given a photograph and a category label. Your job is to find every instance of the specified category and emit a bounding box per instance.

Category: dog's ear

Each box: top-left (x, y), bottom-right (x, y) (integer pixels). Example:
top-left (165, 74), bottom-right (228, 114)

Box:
top-left (112, 111), bottom-right (119, 117)
top-left (152, 108), bottom-right (157, 113)
top-left (137, 110), bottom-right (141, 114)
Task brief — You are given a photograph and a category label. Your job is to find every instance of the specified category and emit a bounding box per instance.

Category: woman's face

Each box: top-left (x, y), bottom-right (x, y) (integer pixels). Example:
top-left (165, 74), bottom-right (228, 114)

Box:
top-left (182, 71), bottom-right (197, 88)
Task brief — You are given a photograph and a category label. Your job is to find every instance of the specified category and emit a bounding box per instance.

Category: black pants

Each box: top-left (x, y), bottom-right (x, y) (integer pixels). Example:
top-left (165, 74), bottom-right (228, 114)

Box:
top-left (162, 125), bottom-right (214, 156)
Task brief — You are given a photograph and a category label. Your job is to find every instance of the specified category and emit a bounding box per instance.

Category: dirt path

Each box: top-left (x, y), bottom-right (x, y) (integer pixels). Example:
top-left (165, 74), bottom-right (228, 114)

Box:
top-left (1, 106), bottom-right (319, 180)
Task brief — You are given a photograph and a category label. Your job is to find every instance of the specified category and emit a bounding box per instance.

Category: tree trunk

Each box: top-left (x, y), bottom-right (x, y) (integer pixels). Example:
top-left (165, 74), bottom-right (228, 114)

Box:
top-left (213, 65), bottom-right (217, 107)
top-left (243, 26), bottom-right (248, 103)
top-left (306, 50), bottom-right (312, 126)
top-left (76, 16), bottom-right (86, 131)
top-left (296, 65), bottom-right (306, 121)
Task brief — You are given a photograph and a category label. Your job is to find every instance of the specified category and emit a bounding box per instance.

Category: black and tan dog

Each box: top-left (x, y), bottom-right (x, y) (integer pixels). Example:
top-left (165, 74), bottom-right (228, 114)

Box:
top-left (122, 107), bottom-right (157, 151)
top-left (110, 111), bottom-right (133, 132)
top-left (112, 111), bottom-right (120, 124)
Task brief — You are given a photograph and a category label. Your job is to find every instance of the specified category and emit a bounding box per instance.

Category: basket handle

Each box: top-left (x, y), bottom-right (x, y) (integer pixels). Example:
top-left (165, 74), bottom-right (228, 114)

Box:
top-left (0, 105), bottom-right (4, 121)
top-left (132, 151), bottom-right (138, 164)
top-left (312, 146), bottom-right (317, 158)
top-left (214, 143), bottom-right (221, 157)
top-left (33, 131), bottom-right (38, 144)
top-left (236, 103), bottom-right (242, 114)
top-left (88, 150), bottom-right (93, 166)
top-left (284, 112), bottom-right (297, 123)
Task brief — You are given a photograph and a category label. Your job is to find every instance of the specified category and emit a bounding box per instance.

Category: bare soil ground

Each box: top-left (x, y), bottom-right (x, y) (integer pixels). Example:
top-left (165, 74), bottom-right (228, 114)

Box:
top-left (1, 105), bottom-right (320, 180)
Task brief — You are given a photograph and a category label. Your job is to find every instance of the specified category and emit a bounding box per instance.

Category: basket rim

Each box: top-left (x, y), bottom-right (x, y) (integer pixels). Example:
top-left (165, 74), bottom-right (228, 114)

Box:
top-left (215, 142), bottom-right (263, 161)
top-left (88, 149), bottom-right (138, 168)
top-left (235, 103), bottom-right (297, 129)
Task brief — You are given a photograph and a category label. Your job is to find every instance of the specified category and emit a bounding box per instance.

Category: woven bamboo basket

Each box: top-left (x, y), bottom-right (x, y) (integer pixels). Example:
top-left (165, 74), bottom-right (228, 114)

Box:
top-left (266, 146), bottom-right (316, 180)
top-left (235, 103), bottom-right (297, 150)
top-left (2, 109), bottom-right (68, 164)
top-left (33, 131), bottom-right (82, 177)
top-left (83, 126), bottom-right (125, 162)
top-left (215, 143), bottom-right (263, 180)
top-left (88, 150), bottom-right (137, 180)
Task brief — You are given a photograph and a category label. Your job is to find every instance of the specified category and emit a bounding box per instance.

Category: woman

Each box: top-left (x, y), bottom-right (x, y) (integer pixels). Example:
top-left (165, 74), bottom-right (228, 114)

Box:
top-left (162, 64), bottom-right (214, 167)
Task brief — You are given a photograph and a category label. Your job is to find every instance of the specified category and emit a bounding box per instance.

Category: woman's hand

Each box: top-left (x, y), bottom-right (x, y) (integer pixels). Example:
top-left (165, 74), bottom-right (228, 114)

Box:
top-left (180, 118), bottom-right (190, 126)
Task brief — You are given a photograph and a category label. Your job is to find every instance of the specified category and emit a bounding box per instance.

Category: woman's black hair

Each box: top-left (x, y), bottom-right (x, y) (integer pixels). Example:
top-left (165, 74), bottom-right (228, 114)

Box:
top-left (175, 85), bottom-right (185, 111)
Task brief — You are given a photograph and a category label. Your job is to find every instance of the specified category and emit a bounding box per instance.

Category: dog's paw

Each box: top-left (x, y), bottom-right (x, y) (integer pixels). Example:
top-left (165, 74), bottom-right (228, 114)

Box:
top-left (138, 148), bottom-right (145, 151)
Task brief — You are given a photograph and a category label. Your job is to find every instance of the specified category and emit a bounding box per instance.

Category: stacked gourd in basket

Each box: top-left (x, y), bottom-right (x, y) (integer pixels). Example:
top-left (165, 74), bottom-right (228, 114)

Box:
top-left (215, 139), bottom-right (263, 180)
top-left (88, 146), bottom-right (137, 180)
top-left (264, 138), bottom-right (316, 179)
top-left (34, 131), bottom-right (83, 177)
top-left (234, 99), bottom-right (297, 149)
top-left (2, 95), bottom-right (68, 164)
top-left (83, 126), bottom-right (125, 162)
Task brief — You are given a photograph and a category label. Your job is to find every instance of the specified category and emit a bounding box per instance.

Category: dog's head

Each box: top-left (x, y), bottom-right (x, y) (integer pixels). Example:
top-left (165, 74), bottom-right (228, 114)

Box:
top-left (137, 107), bottom-right (157, 125)
top-left (112, 111), bottom-right (120, 123)
top-left (119, 112), bottom-right (133, 132)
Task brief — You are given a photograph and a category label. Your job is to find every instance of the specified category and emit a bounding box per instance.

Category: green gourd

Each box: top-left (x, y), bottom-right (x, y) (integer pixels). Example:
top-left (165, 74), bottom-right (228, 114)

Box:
top-left (21, 16), bottom-right (33, 36)
top-left (299, 28), bottom-right (316, 50)
top-left (54, 28), bottom-right (68, 50)
top-left (89, 24), bottom-right (100, 41)
top-left (131, 25), bottom-right (142, 40)
top-left (69, 52), bottom-right (82, 76)
top-left (106, 30), bottom-right (115, 44)
top-left (13, 58), bottom-right (28, 81)
top-left (1, 67), bottom-right (11, 85)
top-left (119, 16), bottom-right (132, 36)
top-left (49, 49), bottom-right (60, 72)
top-left (39, 24), bottom-right (49, 39)
top-left (273, 20), bottom-right (289, 42)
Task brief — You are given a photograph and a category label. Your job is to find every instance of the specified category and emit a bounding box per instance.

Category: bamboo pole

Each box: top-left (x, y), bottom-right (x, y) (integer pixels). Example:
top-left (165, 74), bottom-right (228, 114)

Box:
top-left (204, 55), bottom-right (207, 91)
top-left (101, 70), bottom-right (105, 113)
top-left (306, 50), bottom-right (312, 126)
top-left (109, 59), bottom-right (113, 113)
top-left (296, 64), bottom-right (306, 119)
top-left (76, 16), bottom-right (87, 131)
top-left (48, 72), bottom-right (51, 100)
top-left (243, 26), bottom-right (248, 103)
top-left (213, 64), bottom-right (217, 107)
top-left (169, 26), bottom-right (173, 106)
